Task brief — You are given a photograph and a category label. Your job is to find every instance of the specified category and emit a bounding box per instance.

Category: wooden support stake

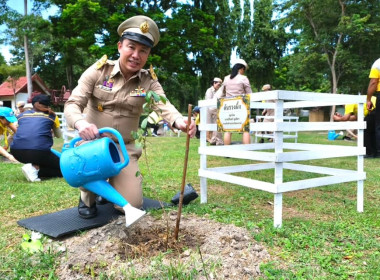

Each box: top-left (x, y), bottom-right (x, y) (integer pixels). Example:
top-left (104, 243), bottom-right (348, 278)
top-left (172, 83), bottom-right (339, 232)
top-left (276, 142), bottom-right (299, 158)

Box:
top-left (174, 104), bottom-right (192, 240)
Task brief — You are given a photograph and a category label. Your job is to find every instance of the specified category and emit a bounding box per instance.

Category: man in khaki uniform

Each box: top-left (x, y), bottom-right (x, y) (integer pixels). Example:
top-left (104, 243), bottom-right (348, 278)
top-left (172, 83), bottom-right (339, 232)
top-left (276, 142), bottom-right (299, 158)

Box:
top-left (64, 15), bottom-right (196, 219)
top-left (205, 77), bottom-right (223, 145)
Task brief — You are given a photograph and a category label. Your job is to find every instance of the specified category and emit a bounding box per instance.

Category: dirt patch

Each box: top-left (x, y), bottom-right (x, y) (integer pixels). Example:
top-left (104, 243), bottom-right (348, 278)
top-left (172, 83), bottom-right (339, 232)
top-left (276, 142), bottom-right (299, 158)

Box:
top-left (55, 211), bottom-right (272, 279)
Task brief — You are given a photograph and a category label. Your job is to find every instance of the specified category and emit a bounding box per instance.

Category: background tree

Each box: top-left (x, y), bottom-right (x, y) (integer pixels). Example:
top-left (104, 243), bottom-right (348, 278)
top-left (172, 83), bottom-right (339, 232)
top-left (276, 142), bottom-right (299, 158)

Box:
top-left (236, 0), bottom-right (289, 90)
top-left (2, 0), bottom-right (380, 113)
top-left (279, 0), bottom-right (380, 94)
top-left (0, 53), bottom-right (6, 83)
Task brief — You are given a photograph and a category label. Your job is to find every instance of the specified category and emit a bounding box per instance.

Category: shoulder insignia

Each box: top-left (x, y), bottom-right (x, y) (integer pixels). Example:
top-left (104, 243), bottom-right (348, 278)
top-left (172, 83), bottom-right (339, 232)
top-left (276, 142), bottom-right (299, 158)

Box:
top-left (150, 64), bottom-right (158, 80)
top-left (95, 55), bottom-right (108, 70)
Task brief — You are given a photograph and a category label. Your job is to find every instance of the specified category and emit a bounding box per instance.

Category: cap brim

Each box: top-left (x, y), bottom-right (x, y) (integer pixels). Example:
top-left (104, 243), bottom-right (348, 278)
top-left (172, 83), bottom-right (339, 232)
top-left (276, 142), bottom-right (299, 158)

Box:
top-left (5, 116), bottom-right (17, 123)
top-left (122, 32), bottom-right (153, 48)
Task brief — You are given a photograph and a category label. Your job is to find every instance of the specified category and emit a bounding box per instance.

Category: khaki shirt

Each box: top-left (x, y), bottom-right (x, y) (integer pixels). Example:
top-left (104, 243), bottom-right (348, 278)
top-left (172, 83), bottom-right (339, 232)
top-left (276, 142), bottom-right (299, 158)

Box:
top-left (205, 86), bottom-right (218, 114)
top-left (205, 86), bottom-right (217, 100)
top-left (64, 58), bottom-right (183, 143)
top-left (218, 74), bottom-right (252, 98)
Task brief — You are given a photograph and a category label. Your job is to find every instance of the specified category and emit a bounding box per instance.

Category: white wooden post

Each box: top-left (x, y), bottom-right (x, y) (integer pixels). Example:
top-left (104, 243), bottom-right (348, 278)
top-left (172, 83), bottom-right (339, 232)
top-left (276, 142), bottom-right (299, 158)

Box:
top-left (274, 194), bottom-right (283, 227)
top-left (274, 98), bottom-right (284, 227)
top-left (357, 102), bottom-right (364, 212)
top-left (199, 105), bottom-right (208, 203)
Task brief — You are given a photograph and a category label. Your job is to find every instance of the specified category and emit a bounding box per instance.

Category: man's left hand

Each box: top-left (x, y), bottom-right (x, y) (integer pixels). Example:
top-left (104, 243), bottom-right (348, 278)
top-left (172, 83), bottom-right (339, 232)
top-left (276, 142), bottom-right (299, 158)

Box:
top-left (175, 118), bottom-right (196, 138)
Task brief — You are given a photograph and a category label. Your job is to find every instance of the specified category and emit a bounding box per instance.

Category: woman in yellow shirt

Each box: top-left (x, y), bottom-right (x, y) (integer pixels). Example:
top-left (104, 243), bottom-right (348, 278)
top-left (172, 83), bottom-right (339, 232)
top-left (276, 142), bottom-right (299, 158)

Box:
top-left (0, 107), bottom-right (18, 163)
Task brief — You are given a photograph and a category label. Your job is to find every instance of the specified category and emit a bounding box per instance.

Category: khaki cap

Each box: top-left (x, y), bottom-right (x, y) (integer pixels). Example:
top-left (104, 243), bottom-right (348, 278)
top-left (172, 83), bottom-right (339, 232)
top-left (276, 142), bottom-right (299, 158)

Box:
top-left (213, 77), bottom-right (222, 83)
top-left (262, 84), bottom-right (271, 91)
top-left (17, 101), bottom-right (26, 108)
top-left (117, 15), bottom-right (160, 48)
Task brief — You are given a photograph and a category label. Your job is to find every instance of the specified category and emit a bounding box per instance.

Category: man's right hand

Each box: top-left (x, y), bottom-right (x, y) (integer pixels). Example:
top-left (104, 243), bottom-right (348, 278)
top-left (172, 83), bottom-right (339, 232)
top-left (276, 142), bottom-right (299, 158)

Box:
top-left (367, 100), bottom-right (374, 111)
top-left (75, 120), bottom-right (100, 141)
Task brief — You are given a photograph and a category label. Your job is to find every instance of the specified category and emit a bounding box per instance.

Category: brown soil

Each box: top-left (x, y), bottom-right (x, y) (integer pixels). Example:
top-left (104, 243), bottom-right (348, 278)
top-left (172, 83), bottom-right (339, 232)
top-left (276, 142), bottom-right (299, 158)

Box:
top-left (55, 211), bottom-right (272, 279)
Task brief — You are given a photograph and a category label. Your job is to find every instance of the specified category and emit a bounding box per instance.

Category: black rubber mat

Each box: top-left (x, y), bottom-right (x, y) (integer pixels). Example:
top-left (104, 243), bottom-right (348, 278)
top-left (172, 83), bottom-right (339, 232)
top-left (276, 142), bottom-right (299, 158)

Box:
top-left (17, 197), bottom-right (171, 238)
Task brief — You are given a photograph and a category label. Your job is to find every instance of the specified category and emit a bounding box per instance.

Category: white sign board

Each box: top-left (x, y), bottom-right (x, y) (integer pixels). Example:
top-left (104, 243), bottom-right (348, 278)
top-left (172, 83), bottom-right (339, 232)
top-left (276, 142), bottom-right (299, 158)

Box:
top-left (217, 95), bottom-right (250, 132)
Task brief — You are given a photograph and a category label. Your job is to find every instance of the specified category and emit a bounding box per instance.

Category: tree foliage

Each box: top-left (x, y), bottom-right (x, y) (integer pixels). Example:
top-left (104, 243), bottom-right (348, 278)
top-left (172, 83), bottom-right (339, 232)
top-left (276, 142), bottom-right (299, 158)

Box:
top-left (1, 0), bottom-right (380, 111)
top-left (278, 0), bottom-right (380, 94)
top-left (236, 0), bottom-right (289, 90)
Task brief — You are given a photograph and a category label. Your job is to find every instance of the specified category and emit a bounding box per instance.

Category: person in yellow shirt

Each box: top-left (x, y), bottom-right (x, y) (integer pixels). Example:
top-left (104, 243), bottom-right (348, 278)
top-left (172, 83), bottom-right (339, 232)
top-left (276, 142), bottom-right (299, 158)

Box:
top-left (366, 58), bottom-right (380, 156)
top-left (363, 96), bottom-right (377, 157)
top-left (333, 97), bottom-right (377, 157)
top-left (192, 106), bottom-right (200, 139)
top-left (147, 111), bottom-right (163, 136)
top-left (333, 97), bottom-right (375, 139)
top-left (0, 107), bottom-right (18, 163)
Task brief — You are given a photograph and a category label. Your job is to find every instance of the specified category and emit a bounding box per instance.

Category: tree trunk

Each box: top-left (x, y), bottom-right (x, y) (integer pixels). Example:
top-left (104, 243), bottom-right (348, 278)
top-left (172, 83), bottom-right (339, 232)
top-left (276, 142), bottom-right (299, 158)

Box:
top-left (66, 64), bottom-right (73, 90)
top-left (24, 0), bottom-right (33, 99)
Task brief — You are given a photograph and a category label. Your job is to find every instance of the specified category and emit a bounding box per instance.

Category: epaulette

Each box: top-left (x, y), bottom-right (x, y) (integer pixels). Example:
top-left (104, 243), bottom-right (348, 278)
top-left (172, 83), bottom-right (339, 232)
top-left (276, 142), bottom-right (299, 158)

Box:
top-left (95, 55), bottom-right (108, 70)
top-left (149, 64), bottom-right (158, 80)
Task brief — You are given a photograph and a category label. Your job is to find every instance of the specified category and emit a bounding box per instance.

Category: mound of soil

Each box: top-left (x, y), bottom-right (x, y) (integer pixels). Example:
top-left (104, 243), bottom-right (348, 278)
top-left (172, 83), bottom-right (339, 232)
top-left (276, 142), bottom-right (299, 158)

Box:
top-left (56, 211), bottom-right (271, 279)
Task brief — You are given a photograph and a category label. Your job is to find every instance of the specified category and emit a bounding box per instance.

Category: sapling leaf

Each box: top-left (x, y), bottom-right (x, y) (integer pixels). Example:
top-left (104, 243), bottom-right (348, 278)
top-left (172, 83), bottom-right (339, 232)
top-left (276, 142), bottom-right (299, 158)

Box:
top-left (141, 118), bottom-right (148, 129)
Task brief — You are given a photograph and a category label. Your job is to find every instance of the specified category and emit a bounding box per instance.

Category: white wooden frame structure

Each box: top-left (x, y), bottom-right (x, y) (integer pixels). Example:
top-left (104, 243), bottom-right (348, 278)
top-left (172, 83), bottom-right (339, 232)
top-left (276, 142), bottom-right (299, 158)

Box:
top-left (198, 90), bottom-right (366, 227)
top-left (254, 115), bottom-right (299, 143)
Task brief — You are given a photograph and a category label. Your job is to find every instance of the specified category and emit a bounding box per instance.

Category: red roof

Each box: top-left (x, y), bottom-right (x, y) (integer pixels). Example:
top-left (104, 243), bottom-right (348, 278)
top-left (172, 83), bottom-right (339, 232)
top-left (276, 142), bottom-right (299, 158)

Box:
top-left (0, 74), bottom-right (50, 97)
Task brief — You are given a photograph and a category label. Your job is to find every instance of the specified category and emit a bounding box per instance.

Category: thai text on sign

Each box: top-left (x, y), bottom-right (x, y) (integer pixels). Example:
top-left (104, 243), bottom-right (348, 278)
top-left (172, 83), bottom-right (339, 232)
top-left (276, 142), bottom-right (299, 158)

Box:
top-left (217, 95), bottom-right (250, 132)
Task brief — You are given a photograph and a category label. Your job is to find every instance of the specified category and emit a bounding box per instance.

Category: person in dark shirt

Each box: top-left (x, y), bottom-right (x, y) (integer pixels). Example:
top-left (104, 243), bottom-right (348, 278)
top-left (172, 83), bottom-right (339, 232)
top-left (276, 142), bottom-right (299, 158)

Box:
top-left (11, 94), bottom-right (62, 182)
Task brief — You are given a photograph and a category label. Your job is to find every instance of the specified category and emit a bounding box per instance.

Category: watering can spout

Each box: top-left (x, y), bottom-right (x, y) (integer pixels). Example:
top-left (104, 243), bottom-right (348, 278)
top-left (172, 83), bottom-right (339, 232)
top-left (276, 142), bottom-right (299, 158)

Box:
top-left (83, 180), bottom-right (146, 227)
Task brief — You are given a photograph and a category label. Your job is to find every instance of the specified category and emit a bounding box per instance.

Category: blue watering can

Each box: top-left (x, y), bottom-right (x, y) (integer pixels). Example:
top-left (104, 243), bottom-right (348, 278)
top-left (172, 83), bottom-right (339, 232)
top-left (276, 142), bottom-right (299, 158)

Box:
top-left (327, 130), bottom-right (340, 140)
top-left (51, 127), bottom-right (145, 227)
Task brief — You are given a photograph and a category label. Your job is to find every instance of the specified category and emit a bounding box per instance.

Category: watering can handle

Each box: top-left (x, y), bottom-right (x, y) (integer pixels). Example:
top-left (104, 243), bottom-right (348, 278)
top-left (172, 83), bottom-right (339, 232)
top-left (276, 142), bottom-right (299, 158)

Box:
top-left (69, 127), bottom-right (129, 170)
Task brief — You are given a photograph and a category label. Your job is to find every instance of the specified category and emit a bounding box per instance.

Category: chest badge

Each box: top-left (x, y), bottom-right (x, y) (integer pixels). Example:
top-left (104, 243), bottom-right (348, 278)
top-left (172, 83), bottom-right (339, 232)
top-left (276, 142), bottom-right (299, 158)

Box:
top-left (97, 103), bottom-right (104, 112)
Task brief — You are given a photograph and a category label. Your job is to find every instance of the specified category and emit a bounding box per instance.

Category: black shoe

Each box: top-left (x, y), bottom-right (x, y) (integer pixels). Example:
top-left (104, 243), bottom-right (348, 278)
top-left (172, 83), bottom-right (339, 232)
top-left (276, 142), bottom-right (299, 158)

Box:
top-left (78, 197), bottom-right (97, 219)
top-left (95, 195), bottom-right (109, 205)
top-left (171, 183), bottom-right (199, 205)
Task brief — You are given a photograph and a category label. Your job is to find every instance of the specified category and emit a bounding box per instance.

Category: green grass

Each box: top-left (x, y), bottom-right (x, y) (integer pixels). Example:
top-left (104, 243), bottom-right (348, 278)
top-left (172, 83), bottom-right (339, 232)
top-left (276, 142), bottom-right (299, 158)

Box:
top-left (1, 132), bottom-right (380, 279)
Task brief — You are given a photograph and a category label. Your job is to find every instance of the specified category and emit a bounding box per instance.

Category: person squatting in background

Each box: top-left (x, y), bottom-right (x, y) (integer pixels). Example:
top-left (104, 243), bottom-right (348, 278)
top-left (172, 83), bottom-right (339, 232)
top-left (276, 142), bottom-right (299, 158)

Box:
top-left (11, 94), bottom-right (62, 182)
top-left (0, 107), bottom-right (18, 163)
top-left (217, 59), bottom-right (252, 145)
top-left (333, 103), bottom-right (360, 141)
top-left (146, 111), bottom-right (163, 137)
top-left (192, 106), bottom-right (201, 139)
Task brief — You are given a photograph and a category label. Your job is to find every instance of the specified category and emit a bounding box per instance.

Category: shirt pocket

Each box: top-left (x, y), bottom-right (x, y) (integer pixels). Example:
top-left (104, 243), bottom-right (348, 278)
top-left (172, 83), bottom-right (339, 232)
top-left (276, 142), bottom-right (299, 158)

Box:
top-left (93, 87), bottom-right (116, 101)
top-left (120, 97), bottom-right (146, 117)
top-left (92, 86), bottom-right (116, 111)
